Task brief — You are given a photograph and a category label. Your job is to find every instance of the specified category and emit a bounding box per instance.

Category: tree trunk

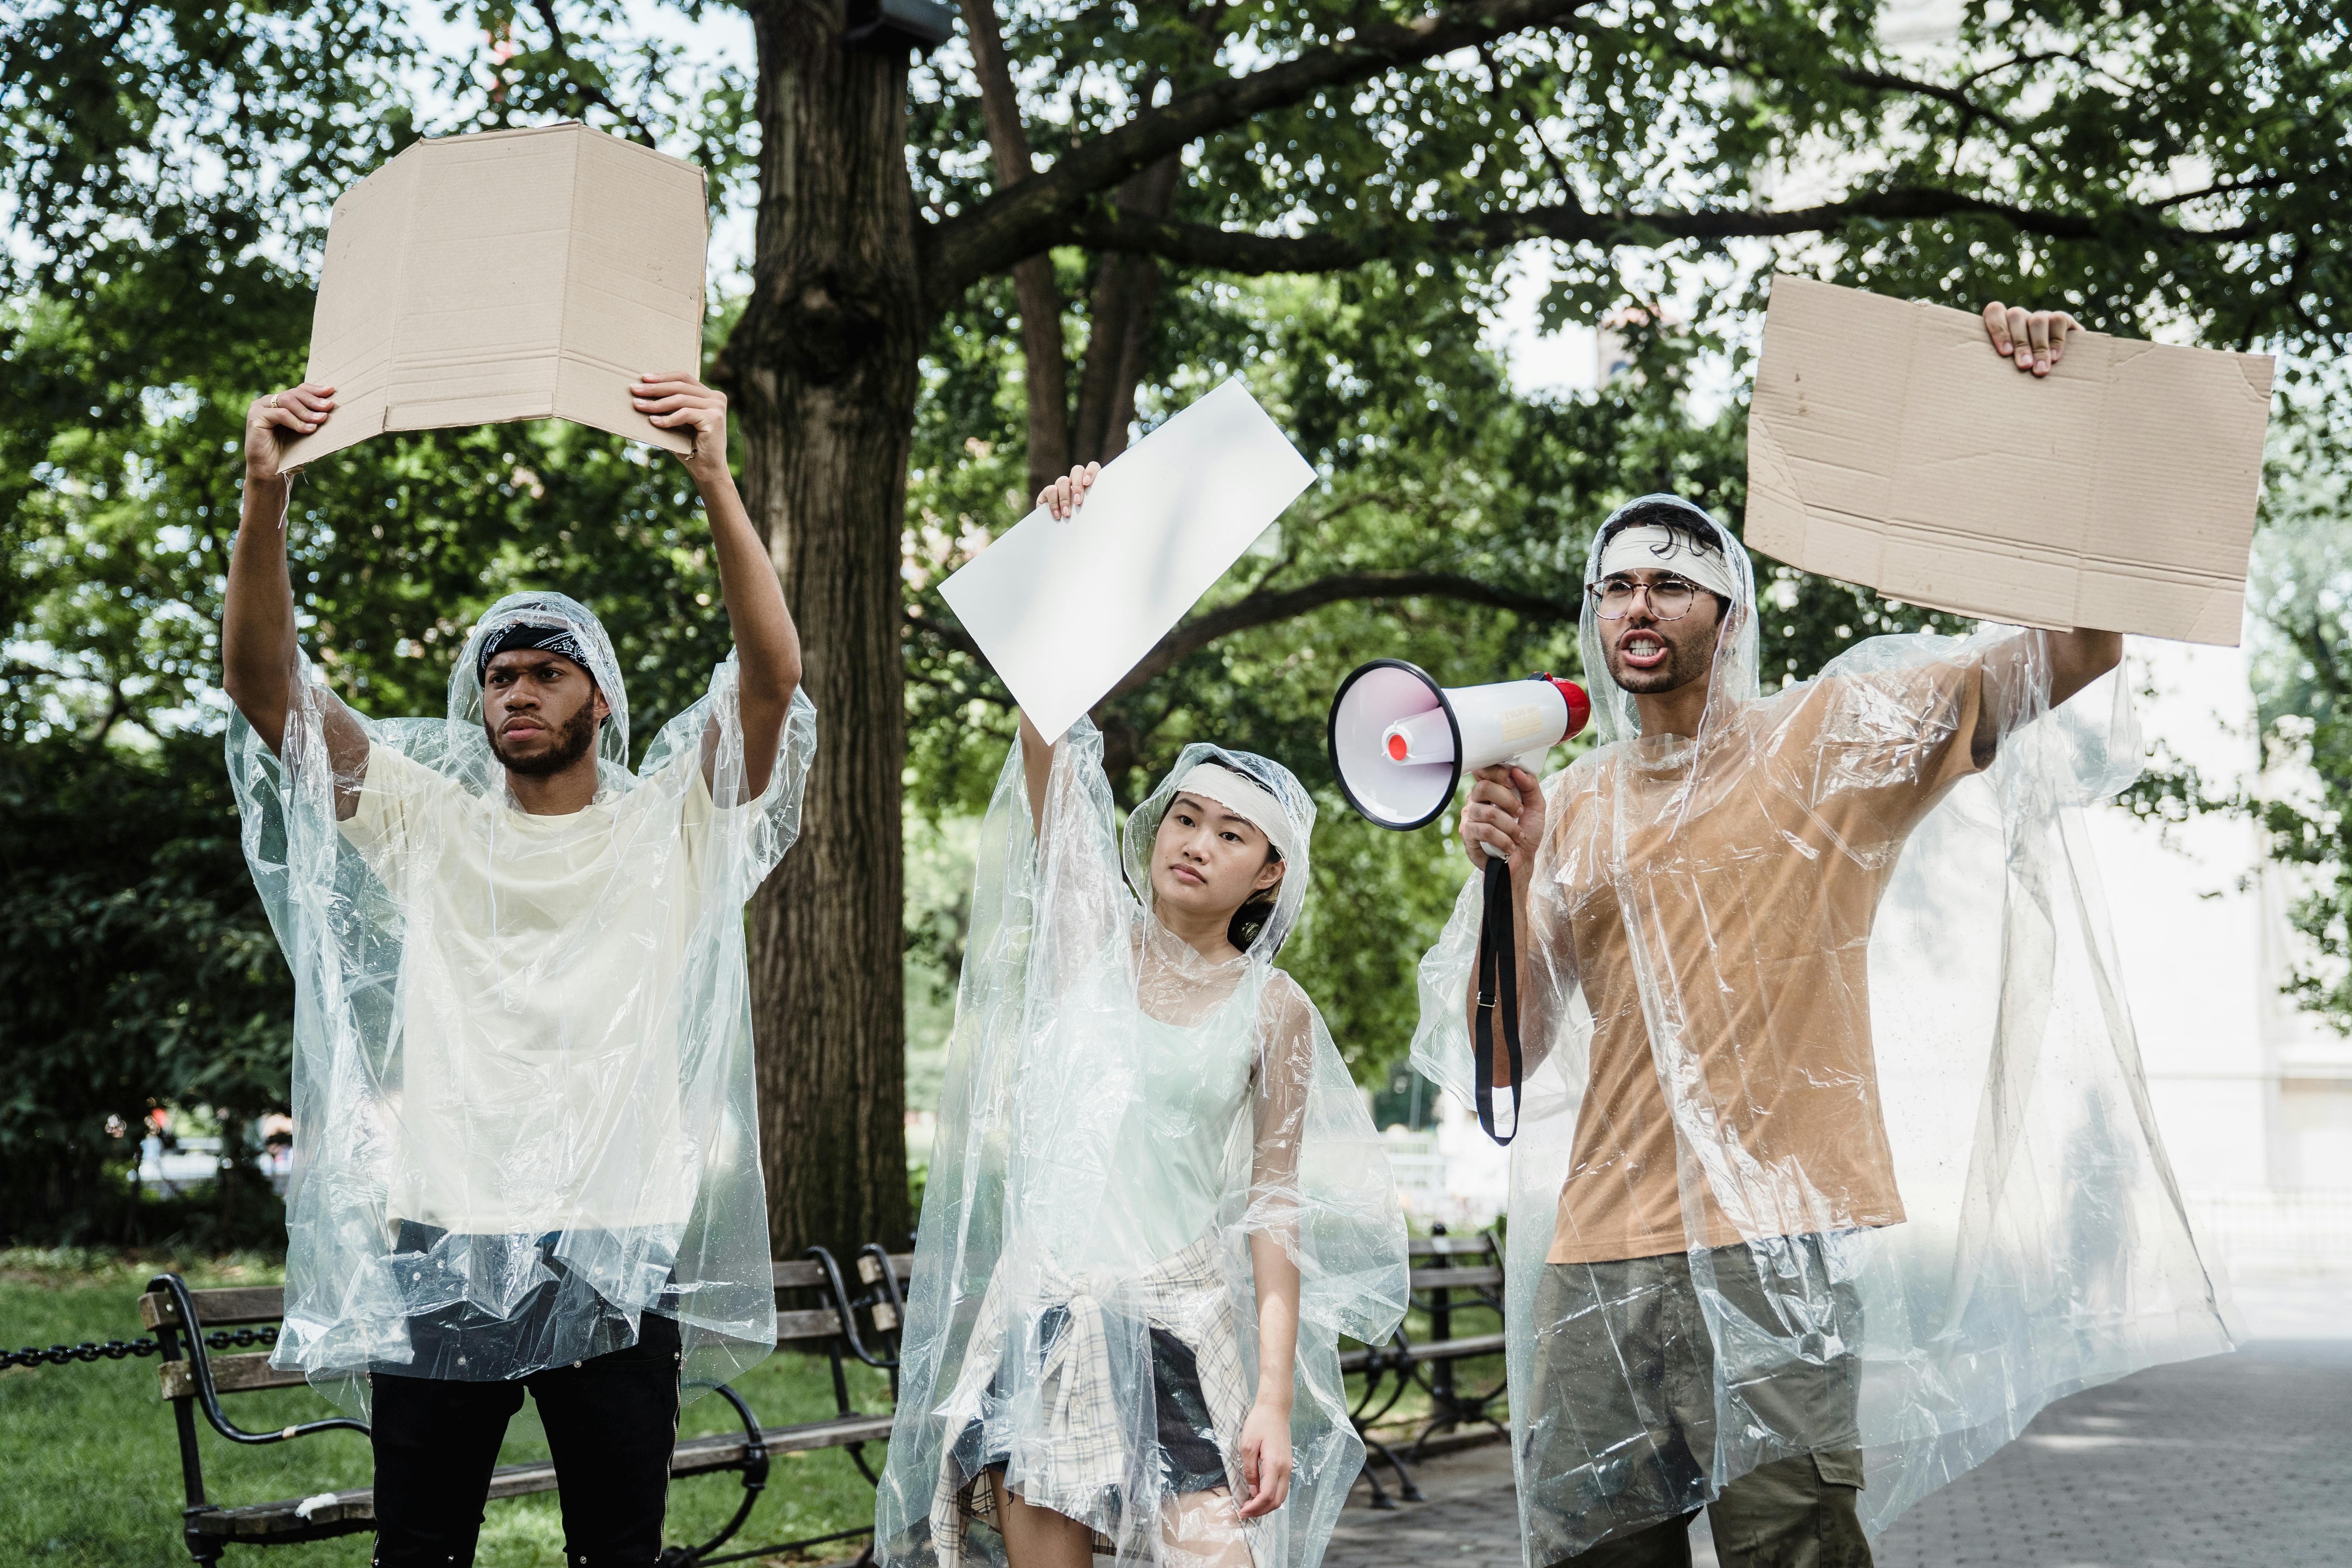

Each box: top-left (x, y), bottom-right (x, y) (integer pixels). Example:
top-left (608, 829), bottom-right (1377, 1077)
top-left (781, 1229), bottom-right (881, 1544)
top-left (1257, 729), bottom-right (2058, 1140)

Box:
top-left (960, 0), bottom-right (1072, 499)
top-left (1071, 157), bottom-right (1181, 463)
top-left (730, 0), bottom-right (922, 1261)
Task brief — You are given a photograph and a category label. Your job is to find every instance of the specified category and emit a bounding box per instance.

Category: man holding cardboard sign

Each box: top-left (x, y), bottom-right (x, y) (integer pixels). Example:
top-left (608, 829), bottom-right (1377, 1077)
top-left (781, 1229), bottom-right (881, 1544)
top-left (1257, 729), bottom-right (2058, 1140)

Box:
top-left (1409, 301), bottom-right (2235, 1566)
top-left (223, 370), bottom-right (814, 1568)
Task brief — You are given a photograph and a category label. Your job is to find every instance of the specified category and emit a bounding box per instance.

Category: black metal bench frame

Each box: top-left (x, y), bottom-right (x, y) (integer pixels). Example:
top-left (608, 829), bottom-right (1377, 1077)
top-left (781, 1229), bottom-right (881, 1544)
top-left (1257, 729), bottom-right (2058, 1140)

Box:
top-left (1340, 1225), bottom-right (1509, 1508)
top-left (142, 1245), bottom-right (910, 1566)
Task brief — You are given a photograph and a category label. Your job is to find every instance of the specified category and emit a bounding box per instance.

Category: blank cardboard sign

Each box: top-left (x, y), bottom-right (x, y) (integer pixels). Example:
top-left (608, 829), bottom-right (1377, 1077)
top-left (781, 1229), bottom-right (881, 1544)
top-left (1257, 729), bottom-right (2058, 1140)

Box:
top-left (937, 379), bottom-right (1317, 743)
top-left (1746, 274), bottom-right (2274, 645)
top-left (274, 123), bottom-right (706, 475)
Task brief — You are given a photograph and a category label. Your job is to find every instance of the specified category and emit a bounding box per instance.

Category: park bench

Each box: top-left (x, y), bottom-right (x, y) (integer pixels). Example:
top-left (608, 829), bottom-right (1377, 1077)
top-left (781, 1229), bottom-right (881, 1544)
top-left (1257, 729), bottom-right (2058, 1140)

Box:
top-left (138, 1243), bottom-right (910, 1566)
top-left (1341, 1227), bottom-right (1508, 1507)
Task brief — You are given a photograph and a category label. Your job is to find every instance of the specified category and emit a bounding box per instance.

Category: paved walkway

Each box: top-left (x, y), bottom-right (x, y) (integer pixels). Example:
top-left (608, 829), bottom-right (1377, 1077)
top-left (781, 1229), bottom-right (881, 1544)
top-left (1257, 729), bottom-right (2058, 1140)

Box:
top-left (1324, 1342), bottom-right (2352, 1568)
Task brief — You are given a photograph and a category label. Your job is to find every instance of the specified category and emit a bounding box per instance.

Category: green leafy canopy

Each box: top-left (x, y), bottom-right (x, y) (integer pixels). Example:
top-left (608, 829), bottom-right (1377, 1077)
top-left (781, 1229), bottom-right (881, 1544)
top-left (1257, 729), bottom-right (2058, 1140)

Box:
top-left (6, 0), bottom-right (2350, 1234)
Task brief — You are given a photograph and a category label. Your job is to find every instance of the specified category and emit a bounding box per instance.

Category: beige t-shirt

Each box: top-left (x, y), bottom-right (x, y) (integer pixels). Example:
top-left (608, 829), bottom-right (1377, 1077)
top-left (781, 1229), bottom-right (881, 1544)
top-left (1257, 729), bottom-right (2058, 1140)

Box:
top-left (1544, 662), bottom-right (1988, 1265)
top-left (338, 745), bottom-right (723, 1236)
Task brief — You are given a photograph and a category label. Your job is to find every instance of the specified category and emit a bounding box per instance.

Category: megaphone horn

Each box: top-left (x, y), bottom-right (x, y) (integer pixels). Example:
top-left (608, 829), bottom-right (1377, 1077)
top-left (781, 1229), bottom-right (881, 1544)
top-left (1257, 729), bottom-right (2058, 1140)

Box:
top-left (1327, 659), bottom-right (1592, 831)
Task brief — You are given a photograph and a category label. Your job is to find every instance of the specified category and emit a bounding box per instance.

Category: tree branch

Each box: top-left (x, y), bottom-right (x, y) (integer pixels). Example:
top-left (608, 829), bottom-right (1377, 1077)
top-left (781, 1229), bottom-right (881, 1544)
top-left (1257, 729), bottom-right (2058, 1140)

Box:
top-left (1101, 570), bottom-right (1580, 704)
top-left (959, 0), bottom-right (1072, 495)
top-left (1659, 34), bottom-right (2018, 131)
top-left (2149, 172), bottom-right (2293, 212)
top-left (905, 606), bottom-right (987, 664)
top-left (1051, 182), bottom-right (2270, 275)
top-left (907, 569), bottom-right (1578, 709)
top-left (1071, 155), bottom-right (1181, 464)
top-left (1956, 49), bottom-right (2085, 91)
top-left (527, 0), bottom-right (660, 146)
top-left (82, 676), bottom-right (129, 752)
top-left (920, 0), bottom-right (1595, 303)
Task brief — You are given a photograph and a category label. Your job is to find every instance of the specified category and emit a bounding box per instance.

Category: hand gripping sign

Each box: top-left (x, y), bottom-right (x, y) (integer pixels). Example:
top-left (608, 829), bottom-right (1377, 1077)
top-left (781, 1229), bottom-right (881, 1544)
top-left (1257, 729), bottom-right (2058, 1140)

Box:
top-left (936, 379), bottom-right (1317, 744)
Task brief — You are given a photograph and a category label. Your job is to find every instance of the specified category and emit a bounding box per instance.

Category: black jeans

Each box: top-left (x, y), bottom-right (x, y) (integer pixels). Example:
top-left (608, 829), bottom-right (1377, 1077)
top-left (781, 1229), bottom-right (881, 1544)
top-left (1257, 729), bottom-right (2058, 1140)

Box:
top-left (368, 1312), bottom-right (682, 1568)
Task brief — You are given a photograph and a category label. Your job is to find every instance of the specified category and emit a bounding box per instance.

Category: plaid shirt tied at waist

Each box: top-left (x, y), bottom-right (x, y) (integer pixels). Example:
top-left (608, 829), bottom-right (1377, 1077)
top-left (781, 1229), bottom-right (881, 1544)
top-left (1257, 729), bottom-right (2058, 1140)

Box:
top-left (928, 1231), bottom-right (1258, 1566)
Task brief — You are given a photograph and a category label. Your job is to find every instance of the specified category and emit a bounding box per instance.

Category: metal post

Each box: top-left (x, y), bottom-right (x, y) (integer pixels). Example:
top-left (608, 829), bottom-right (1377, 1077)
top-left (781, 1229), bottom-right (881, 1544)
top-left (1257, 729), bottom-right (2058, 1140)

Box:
top-left (155, 1310), bottom-right (222, 1564)
top-left (1427, 1222), bottom-right (1456, 1423)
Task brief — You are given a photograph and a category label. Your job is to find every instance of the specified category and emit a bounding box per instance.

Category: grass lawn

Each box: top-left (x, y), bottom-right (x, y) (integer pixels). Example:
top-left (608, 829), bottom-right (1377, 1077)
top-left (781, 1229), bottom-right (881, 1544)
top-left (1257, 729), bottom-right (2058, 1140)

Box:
top-left (0, 1250), bottom-right (891, 1568)
top-left (2, 1250), bottom-right (1507, 1567)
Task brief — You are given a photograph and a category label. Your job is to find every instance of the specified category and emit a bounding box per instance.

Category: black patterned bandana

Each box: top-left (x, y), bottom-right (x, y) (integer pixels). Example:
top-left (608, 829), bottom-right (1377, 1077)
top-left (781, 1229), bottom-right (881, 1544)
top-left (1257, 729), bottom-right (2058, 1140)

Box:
top-left (475, 621), bottom-right (592, 685)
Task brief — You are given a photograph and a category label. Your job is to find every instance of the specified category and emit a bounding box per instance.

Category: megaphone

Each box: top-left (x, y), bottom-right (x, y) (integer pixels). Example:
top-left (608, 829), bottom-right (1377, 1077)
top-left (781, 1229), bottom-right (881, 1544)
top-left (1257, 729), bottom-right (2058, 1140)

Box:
top-left (1327, 660), bottom-right (1592, 832)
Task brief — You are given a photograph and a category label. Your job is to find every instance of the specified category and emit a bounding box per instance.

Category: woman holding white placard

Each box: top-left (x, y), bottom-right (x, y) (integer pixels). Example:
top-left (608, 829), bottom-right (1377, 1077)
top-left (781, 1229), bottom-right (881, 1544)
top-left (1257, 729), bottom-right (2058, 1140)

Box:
top-left (875, 467), bottom-right (1408, 1568)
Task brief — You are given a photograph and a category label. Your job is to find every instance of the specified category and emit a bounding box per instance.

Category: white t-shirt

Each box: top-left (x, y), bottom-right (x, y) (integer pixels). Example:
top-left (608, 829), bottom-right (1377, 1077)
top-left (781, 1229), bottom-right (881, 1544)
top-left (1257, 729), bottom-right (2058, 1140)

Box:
top-left (338, 744), bottom-right (727, 1236)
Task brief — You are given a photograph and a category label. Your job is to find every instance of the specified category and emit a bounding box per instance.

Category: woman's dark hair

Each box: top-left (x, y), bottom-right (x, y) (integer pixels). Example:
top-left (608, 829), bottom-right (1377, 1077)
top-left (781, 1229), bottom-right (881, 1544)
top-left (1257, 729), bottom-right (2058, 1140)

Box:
top-left (1161, 759), bottom-right (1288, 952)
top-left (1595, 501), bottom-right (1733, 615)
top-left (1226, 846), bottom-right (1283, 951)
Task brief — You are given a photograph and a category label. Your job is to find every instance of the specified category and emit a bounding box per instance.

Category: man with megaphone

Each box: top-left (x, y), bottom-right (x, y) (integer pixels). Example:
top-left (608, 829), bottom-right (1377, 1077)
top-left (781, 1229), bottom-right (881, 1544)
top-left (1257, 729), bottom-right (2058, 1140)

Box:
top-left (1403, 307), bottom-right (2227, 1568)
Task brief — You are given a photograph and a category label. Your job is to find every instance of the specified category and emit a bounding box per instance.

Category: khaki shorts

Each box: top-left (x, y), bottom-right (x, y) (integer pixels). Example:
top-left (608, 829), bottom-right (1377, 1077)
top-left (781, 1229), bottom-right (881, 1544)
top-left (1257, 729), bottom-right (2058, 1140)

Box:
top-left (1523, 1234), bottom-right (1864, 1563)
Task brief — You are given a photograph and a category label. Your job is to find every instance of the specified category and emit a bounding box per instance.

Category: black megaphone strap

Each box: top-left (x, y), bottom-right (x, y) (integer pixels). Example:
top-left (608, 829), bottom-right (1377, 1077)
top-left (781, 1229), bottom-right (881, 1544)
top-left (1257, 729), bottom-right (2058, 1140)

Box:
top-left (1473, 853), bottom-right (1523, 1145)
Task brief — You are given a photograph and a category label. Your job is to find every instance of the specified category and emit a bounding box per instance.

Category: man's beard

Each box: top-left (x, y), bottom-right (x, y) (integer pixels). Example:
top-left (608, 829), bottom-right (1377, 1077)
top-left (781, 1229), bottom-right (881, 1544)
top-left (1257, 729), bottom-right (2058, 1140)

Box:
top-left (1606, 621), bottom-right (1719, 695)
top-left (487, 701), bottom-right (600, 777)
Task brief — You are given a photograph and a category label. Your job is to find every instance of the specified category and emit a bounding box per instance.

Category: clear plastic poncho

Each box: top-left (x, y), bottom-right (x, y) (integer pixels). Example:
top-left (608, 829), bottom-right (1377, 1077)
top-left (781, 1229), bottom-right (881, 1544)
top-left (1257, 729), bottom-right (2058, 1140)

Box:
top-left (878, 722), bottom-right (1410, 1568)
top-left (1411, 498), bottom-right (2233, 1557)
top-left (228, 590), bottom-right (817, 1416)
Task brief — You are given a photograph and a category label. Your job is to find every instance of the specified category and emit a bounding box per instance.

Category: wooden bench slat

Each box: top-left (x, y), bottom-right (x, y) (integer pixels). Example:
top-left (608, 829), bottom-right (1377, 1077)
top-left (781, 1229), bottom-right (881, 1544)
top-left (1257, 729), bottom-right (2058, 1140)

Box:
top-left (159, 1352), bottom-right (311, 1399)
top-left (141, 1285), bottom-right (289, 1330)
top-left (774, 1252), bottom-right (913, 1291)
top-left (194, 1494), bottom-right (377, 1537)
top-left (776, 1307), bottom-right (847, 1342)
top-left (190, 1413), bottom-right (897, 1538)
top-left (669, 1411), bottom-right (895, 1472)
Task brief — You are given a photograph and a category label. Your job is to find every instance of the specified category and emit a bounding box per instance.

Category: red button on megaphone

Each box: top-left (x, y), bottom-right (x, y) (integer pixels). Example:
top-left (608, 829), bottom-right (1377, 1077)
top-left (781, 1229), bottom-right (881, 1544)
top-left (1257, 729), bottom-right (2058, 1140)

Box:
top-left (1327, 661), bottom-right (1590, 831)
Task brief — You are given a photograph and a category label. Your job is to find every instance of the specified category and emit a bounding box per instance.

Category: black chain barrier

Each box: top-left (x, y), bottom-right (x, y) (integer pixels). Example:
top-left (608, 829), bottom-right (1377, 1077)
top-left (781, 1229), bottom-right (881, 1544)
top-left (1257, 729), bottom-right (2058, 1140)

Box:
top-left (1, 1325), bottom-right (279, 1372)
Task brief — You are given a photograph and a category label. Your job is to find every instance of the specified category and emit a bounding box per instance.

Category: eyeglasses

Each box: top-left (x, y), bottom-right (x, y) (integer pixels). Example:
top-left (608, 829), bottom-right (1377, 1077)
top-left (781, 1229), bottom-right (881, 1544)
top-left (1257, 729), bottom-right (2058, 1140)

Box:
top-left (1588, 576), bottom-right (1704, 621)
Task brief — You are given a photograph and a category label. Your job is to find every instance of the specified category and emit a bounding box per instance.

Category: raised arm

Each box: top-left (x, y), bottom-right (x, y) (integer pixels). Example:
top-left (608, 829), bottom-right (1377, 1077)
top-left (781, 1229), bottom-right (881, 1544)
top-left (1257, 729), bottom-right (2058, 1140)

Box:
top-left (632, 374), bottom-right (803, 802)
top-left (1968, 626), bottom-right (2124, 765)
top-left (1967, 302), bottom-right (2126, 761)
top-left (1016, 708), bottom-right (1053, 843)
top-left (1010, 462), bottom-right (1106, 842)
top-left (222, 383), bottom-right (369, 815)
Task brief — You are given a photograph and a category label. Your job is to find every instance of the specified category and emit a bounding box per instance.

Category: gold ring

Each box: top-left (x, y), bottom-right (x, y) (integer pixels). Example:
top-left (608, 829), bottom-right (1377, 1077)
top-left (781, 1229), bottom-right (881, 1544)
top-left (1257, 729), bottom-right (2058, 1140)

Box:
top-left (267, 394), bottom-right (279, 408)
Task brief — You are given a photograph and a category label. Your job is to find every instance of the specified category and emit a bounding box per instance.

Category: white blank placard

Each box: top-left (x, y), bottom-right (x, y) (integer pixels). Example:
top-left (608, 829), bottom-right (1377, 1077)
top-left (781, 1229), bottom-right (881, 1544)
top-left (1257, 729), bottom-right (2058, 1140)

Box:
top-left (937, 378), bottom-right (1317, 741)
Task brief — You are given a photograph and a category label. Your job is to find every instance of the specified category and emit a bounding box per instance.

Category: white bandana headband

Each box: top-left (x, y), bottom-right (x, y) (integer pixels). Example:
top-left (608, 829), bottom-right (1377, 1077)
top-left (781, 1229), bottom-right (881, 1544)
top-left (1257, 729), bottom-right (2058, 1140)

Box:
top-left (1170, 763), bottom-right (1295, 858)
top-left (1594, 522), bottom-right (1739, 602)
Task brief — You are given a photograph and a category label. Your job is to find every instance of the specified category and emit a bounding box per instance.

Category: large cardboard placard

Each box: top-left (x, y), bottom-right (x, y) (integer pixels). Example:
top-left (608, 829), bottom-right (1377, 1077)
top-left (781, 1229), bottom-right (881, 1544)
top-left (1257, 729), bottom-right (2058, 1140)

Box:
top-left (937, 379), bottom-right (1317, 742)
top-left (275, 123), bottom-right (706, 475)
top-left (1746, 274), bottom-right (2274, 645)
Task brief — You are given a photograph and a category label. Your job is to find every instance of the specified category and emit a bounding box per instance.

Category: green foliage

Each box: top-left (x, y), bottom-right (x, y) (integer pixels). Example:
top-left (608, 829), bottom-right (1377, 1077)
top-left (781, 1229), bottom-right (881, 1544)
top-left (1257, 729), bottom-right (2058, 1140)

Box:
top-left (0, 736), bottom-right (289, 1244)
top-left (2246, 385), bottom-right (2352, 1031)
